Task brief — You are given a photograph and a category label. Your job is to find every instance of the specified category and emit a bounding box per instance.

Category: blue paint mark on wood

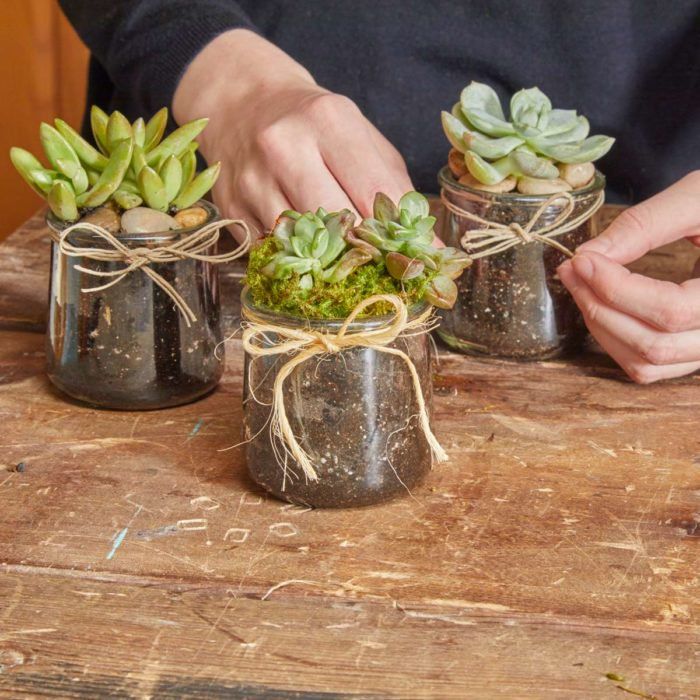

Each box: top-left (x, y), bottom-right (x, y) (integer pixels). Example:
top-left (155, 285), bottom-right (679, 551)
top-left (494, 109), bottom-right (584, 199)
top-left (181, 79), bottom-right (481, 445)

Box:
top-left (189, 418), bottom-right (204, 438)
top-left (106, 527), bottom-right (128, 560)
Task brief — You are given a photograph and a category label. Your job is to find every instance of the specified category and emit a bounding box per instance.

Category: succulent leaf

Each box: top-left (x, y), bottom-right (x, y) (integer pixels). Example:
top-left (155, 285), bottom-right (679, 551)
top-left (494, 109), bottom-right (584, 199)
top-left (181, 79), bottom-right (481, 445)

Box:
top-left (321, 248), bottom-right (373, 283)
top-left (373, 191), bottom-right (400, 223)
top-left (464, 132), bottom-right (524, 160)
top-left (510, 87), bottom-right (552, 130)
top-left (171, 161), bottom-right (220, 209)
top-left (10, 147), bottom-right (47, 196)
top-left (464, 152), bottom-right (512, 185)
top-left (28, 168), bottom-right (56, 194)
top-left (40, 123), bottom-right (81, 176)
top-left (460, 82), bottom-right (516, 137)
top-left (47, 180), bottom-right (78, 221)
top-left (535, 134), bottom-right (615, 164)
top-left (138, 166), bottom-right (169, 212)
top-left (76, 137), bottom-right (133, 208)
top-left (113, 189), bottom-right (143, 210)
top-left (132, 117), bottom-right (146, 148)
top-left (146, 118), bottom-right (208, 167)
top-left (424, 274), bottom-right (458, 309)
top-left (385, 252), bottom-right (425, 280)
top-left (106, 111), bottom-right (133, 151)
top-left (144, 107), bottom-right (168, 151)
top-left (90, 105), bottom-right (110, 155)
top-left (179, 148), bottom-right (197, 190)
top-left (440, 111), bottom-right (471, 153)
top-left (159, 154), bottom-right (183, 202)
top-left (54, 118), bottom-right (108, 171)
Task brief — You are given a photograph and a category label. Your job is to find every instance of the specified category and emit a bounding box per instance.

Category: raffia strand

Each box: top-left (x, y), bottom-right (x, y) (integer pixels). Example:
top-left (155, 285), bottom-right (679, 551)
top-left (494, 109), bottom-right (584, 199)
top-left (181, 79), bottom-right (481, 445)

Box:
top-left (56, 218), bottom-right (251, 326)
top-left (242, 293), bottom-right (448, 482)
top-left (440, 189), bottom-right (604, 260)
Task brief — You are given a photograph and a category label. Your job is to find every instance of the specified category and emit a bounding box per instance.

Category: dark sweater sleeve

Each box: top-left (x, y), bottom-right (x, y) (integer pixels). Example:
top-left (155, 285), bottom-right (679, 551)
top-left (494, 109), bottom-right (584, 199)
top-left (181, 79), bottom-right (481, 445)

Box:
top-left (59, 0), bottom-right (258, 117)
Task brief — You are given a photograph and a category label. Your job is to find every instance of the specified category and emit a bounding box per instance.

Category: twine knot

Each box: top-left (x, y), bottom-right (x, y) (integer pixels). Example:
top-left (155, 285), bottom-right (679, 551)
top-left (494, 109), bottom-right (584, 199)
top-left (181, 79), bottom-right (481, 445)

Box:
top-left (311, 331), bottom-right (341, 354)
top-left (440, 189), bottom-right (604, 260)
top-left (242, 293), bottom-right (447, 483)
top-left (55, 217), bottom-right (251, 327)
top-left (125, 246), bottom-right (154, 267)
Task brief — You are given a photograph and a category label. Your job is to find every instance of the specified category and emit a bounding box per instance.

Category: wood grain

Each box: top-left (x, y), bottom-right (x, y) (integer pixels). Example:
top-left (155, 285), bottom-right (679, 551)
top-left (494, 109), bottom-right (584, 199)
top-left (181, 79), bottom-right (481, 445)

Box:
top-left (0, 207), bottom-right (698, 698)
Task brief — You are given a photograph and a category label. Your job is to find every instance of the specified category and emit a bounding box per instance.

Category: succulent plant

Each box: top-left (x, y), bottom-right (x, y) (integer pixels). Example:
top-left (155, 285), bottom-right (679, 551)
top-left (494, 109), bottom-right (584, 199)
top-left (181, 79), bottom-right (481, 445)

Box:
top-left (354, 192), bottom-right (471, 308)
top-left (442, 82), bottom-right (615, 193)
top-left (261, 207), bottom-right (372, 289)
top-left (10, 106), bottom-right (221, 221)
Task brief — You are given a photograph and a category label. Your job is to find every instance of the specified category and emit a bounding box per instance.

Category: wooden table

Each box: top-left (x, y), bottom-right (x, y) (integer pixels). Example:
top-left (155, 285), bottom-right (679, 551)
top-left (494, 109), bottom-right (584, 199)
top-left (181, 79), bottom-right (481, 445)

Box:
top-left (0, 208), bottom-right (698, 699)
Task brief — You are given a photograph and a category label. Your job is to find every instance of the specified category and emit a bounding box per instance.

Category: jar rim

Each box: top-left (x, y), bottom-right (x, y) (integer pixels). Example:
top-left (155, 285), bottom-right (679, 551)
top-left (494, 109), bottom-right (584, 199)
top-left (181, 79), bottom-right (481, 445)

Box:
top-left (241, 286), bottom-right (430, 330)
top-left (46, 199), bottom-right (219, 244)
top-left (438, 166), bottom-right (605, 204)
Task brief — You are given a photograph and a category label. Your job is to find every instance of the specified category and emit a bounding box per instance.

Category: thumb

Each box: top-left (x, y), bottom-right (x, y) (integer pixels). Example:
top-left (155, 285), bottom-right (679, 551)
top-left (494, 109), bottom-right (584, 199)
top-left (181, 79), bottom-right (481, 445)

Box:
top-left (577, 171), bottom-right (700, 264)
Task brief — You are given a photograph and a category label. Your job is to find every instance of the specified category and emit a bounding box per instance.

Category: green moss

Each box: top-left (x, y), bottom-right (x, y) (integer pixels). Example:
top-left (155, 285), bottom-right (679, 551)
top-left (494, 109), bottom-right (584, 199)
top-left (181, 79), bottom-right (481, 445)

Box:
top-left (246, 237), bottom-right (434, 319)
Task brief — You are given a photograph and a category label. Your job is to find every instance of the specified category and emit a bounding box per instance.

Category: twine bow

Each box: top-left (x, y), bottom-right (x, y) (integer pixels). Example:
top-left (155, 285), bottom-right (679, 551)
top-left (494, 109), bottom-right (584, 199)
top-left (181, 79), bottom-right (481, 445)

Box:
top-left (242, 293), bottom-right (448, 482)
top-left (440, 190), bottom-right (604, 260)
top-left (56, 218), bottom-right (251, 326)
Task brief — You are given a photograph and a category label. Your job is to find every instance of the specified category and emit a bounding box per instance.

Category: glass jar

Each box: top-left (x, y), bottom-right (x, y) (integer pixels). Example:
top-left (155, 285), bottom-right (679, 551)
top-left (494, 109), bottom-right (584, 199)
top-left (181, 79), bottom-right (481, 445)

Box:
top-left (46, 201), bottom-right (224, 409)
top-left (242, 291), bottom-right (434, 508)
top-left (437, 168), bottom-right (605, 359)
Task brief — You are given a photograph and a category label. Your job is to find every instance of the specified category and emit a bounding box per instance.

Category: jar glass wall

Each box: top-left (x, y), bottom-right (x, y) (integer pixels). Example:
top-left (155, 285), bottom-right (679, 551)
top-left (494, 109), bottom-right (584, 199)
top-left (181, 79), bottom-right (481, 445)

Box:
top-left (437, 168), bottom-right (604, 359)
top-left (46, 201), bottom-right (223, 409)
top-left (242, 291), bottom-right (434, 508)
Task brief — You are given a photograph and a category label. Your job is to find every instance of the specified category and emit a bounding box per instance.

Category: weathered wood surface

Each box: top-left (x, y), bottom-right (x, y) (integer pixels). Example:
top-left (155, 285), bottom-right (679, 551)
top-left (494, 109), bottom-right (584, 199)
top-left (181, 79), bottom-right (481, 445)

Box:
top-left (0, 208), bottom-right (698, 699)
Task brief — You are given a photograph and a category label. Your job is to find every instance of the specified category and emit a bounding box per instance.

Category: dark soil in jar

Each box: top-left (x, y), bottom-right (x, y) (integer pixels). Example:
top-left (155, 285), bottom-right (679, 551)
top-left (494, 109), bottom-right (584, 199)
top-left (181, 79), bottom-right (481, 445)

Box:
top-left (437, 168), bottom-right (603, 360)
top-left (243, 299), bottom-right (434, 508)
top-left (46, 201), bottom-right (224, 409)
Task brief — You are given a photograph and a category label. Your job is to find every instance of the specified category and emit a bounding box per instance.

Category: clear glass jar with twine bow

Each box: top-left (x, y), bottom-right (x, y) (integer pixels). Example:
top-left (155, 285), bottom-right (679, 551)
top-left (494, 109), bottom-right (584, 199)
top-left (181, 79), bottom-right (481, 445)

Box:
top-left (437, 167), bottom-right (605, 359)
top-left (239, 290), bottom-right (446, 508)
top-left (46, 200), bottom-right (250, 409)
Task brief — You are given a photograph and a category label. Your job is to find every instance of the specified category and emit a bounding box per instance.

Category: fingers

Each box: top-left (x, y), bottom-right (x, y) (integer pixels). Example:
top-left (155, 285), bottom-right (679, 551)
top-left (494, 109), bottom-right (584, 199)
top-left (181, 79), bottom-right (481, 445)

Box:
top-left (319, 101), bottom-right (413, 217)
top-left (558, 261), bottom-right (700, 383)
top-left (567, 251), bottom-right (700, 332)
top-left (578, 171), bottom-right (700, 263)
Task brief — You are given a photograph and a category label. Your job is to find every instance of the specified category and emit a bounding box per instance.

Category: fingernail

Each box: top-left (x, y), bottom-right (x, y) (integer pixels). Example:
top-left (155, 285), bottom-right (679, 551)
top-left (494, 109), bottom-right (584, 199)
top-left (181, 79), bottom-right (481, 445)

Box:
top-left (571, 254), bottom-right (594, 281)
top-left (556, 259), bottom-right (572, 275)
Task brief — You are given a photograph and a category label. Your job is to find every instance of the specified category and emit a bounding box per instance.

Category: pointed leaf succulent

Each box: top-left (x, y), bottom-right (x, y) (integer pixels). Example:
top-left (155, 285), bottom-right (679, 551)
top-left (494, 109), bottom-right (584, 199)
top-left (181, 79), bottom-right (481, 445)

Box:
top-left (10, 105), bottom-right (221, 222)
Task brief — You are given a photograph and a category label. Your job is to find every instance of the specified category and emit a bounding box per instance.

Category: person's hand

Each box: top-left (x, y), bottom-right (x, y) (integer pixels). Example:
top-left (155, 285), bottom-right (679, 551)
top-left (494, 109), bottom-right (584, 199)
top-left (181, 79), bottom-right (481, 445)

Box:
top-left (557, 171), bottom-right (700, 383)
top-left (174, 29), bottom-right (412, 239)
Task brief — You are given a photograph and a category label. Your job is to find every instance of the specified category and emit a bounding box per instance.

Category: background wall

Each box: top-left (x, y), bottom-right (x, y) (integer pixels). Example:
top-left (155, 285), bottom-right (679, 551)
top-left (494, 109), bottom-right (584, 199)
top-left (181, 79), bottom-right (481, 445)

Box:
top-left (0, 1), bottom-right (88, 240)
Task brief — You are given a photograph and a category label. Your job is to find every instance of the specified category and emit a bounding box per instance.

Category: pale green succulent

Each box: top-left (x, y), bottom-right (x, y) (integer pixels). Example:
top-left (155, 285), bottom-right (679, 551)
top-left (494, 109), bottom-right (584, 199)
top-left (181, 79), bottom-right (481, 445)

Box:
top-left (261, 208), bottom-right (372, 290)
top-left (442, 82), bottom-right (615, 186)
top-left (353, 192), bottom-right (471, 308)
top-left (10, 106), bottom-right (220, 221)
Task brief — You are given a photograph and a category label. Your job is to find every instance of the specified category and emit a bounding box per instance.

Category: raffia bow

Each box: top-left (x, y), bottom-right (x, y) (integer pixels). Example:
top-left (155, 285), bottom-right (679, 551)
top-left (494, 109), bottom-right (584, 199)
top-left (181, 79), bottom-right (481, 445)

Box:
top-left (56, 218), bottom-right (250, 326)
top-left (440, 189), bottom-right (604, 259)
top-left (242, 293), bottom-right (448, 482)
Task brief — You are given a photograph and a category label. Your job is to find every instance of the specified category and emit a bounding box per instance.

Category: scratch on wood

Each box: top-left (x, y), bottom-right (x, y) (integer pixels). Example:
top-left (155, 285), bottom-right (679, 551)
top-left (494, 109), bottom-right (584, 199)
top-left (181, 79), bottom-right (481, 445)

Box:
top-left (106, 527), bottom-right (128, 560)
top-left (190, 496), bottom-right (220, 511)
top-left (261, 579), bottom-right (324, 600)
top-left (269, 522), bottom-right (298, 538)
top-left (177, 518), bottom-right (208, 531)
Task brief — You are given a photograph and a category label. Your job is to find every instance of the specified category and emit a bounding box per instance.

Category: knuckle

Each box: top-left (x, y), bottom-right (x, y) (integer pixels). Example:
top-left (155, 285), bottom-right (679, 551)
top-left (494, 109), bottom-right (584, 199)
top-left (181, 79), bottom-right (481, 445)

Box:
top-left (254, 124), bottom-right (285, 159)
top-left (616, 204), bottom-right (651, 238)
top-left (306, 92), bottom-right (358, 120)
top-left (655, 305), bottom-right (690, 333)
top-left (639, 336), bottom-right (675, 365)
top-left (236, 170), bottom-right (258, 199)
top-left (581, 299), bottom-right (599, 324)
